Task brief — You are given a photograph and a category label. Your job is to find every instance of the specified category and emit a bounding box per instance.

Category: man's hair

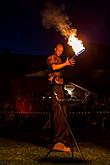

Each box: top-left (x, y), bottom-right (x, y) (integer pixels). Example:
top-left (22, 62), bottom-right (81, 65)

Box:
top-left (56, 43), bottom-right (63, 49)
top-left (54, 43), bottom-right (64, 52)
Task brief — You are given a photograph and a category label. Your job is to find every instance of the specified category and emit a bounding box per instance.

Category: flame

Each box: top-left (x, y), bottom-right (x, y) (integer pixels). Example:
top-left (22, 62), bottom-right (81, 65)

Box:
top-left (68, 33), bottom-right (85, 56)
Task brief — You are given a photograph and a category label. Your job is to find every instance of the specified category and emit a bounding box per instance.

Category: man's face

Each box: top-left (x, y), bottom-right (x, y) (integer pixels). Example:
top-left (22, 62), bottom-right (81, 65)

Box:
top-left (55, 45), bottom-right (64, 56)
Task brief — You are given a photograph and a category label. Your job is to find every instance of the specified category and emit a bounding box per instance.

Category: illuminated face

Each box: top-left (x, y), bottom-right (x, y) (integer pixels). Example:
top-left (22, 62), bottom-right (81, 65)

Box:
top-left (55, 44), bottom-right (64, 56)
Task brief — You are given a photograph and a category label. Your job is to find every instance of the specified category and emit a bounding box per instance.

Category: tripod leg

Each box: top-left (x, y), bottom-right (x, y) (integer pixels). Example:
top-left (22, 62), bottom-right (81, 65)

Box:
top-left (45, 145), bottom-right (54, 159)
top-left (58, 103), bottom-right (85, 160)
top-left (42, 112), bottom-right (51, 130)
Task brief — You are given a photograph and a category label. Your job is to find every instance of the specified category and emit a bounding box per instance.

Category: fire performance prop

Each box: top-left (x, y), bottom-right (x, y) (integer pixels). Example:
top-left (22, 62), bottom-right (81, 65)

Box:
top-left (68, 32), bottom-right (85, 56)
top-left (41, 2), bottom-right (85, 56)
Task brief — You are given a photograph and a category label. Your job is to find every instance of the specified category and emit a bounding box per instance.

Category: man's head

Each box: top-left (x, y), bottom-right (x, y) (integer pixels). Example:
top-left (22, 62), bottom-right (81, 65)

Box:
top-left (54, 43), bottom-right (64, 56)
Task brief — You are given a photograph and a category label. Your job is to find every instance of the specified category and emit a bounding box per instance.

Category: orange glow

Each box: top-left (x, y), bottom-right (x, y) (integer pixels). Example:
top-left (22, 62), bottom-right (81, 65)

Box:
top-left (68, 33), bottom-right (85, 56)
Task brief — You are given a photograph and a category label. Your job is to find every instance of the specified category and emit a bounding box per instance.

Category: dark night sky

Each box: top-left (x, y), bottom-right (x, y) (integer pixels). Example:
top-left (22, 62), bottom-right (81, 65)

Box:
top-left (0, 0), bottom-right (110, 55)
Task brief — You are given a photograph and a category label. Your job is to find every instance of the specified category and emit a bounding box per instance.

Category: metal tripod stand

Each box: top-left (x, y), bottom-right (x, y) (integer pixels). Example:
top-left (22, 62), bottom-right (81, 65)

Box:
top-left (45, 91), bottom-right (85, 160)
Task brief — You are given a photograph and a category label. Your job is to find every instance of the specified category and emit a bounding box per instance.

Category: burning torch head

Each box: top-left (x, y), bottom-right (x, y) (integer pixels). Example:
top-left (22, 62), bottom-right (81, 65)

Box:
top-left (67, 32), bottom-right (85, 57)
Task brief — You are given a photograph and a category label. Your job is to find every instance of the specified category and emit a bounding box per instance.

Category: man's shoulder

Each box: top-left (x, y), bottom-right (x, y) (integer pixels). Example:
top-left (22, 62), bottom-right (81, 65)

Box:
top-left (47, 54), bottom-right (58, 65)
top-left (48, 54), bottom-right (56, 58)
top-left (47, 54), bottom-right (57, 61)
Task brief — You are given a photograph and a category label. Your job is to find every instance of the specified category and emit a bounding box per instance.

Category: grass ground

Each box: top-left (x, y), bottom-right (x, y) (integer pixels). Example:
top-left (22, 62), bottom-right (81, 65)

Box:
top-left (0, 127), bottom-right (110, 165)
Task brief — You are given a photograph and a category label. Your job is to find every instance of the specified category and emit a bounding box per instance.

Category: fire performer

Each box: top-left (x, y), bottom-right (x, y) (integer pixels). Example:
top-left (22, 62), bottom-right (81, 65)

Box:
top-left (47, 43), bottom-right (75, 152)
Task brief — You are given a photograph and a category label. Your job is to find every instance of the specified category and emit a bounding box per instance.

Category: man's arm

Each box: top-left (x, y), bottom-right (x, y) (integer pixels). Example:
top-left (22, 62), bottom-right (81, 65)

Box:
top-left (52, 57), bottom-right (75, 70)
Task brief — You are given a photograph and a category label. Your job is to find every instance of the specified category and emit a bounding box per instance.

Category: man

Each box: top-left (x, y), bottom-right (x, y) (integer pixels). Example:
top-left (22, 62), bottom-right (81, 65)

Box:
top-left (47, 43), bottom-right (75, 152)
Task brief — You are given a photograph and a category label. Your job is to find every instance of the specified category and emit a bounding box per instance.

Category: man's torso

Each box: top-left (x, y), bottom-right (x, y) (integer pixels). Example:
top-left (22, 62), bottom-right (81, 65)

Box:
top-left (47, 54), bottom-right (64, 85)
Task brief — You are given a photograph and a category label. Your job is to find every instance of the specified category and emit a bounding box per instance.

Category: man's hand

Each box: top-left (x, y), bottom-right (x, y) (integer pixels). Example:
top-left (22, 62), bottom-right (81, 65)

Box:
top-left (65, 56), bottom-right (75, 66)
top-left (51, 56), bottom-right (75, 70)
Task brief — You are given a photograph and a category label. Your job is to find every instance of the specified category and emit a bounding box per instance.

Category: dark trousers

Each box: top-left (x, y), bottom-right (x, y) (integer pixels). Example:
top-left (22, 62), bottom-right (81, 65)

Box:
top-left (50, 84), bottom-right (70, 147)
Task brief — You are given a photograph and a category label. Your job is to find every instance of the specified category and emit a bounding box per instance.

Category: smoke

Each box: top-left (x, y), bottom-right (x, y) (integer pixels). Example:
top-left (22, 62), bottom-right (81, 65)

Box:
top-left (41, 2), bottom-right (77, 38)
